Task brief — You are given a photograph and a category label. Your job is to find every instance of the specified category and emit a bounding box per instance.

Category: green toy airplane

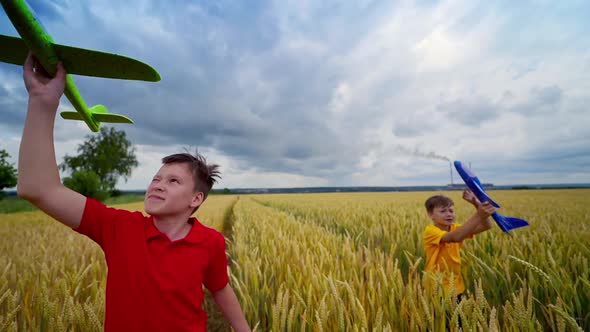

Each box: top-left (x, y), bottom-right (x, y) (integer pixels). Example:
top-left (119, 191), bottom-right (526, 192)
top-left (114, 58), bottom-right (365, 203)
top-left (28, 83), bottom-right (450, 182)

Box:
top-left (0, 0), bottom-right (160, 132)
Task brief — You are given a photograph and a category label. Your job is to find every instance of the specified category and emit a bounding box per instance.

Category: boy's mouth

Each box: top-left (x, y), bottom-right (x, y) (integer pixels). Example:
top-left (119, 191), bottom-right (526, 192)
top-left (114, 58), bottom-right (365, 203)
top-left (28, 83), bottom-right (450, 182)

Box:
top-left (147, 194), bottom-right (164, 200)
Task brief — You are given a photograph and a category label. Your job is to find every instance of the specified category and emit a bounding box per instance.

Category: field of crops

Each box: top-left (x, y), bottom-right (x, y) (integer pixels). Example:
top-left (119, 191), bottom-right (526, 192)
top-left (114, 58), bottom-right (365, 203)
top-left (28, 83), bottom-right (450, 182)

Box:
top-left (1, 189), bottom-right (589, 331)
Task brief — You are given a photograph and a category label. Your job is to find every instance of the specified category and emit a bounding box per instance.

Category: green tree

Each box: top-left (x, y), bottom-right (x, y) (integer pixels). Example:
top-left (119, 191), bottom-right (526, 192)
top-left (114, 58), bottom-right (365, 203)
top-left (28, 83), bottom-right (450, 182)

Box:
top-left (0, 149), bottom-right (18, 199)
top-left (60, 127), bottom-right (138, 195)
top-left (63, 170), bottom-right (108, 201)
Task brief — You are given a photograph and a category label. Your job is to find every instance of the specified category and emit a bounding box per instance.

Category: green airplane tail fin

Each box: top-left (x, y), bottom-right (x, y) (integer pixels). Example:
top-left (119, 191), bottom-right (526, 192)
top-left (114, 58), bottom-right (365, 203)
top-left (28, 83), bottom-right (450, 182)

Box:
top-left (60, 105), bottom-right (134, 124)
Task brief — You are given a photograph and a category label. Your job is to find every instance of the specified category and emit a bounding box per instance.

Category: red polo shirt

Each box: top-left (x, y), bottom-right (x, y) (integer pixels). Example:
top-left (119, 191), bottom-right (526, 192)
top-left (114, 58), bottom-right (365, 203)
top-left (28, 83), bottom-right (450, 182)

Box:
top-left (74, 198), bottom-right (229, 332)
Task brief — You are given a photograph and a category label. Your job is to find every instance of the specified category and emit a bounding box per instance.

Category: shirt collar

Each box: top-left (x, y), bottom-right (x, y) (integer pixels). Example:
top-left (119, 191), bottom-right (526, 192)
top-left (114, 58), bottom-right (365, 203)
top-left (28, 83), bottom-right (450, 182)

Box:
top-left (183, 218), bottom-right (206, 243)
top-left (145, 216), bottom-right (205, 243)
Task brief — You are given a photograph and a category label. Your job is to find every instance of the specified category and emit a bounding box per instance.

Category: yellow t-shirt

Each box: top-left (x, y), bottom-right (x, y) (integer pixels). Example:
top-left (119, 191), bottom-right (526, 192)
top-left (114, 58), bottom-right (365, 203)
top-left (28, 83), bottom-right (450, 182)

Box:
top-left (423, 224), bottom-right (472, 294)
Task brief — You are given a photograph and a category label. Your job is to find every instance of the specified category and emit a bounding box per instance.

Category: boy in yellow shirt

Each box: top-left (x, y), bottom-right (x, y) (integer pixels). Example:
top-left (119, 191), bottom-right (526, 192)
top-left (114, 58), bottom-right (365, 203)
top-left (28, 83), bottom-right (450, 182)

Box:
top-left (423, 190), bottom-right (495, 298)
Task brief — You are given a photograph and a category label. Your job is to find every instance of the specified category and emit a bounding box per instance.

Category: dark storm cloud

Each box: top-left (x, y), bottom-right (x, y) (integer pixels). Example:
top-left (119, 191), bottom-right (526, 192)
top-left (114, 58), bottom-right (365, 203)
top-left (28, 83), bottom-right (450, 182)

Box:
top-left (0, 69), bottom-right (27, 131)
top-left (510, 85), bottom-right (563, 115)
top-left (437, 98), bottom-right (499, 126)
top-left (55, 3), bottom-right (366, 179)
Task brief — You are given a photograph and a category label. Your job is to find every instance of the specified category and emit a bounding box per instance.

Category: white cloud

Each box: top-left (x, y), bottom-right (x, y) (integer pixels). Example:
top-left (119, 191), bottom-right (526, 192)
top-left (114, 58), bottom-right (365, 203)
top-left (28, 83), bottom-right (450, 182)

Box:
top-left (329, 82), bottom-right (351, 114)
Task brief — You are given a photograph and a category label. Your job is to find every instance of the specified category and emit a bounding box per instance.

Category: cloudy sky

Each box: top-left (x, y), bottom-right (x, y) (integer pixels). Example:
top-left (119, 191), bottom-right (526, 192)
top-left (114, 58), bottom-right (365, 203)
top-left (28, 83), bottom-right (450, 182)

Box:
top-left (1, 0), bottom-right (589, 190)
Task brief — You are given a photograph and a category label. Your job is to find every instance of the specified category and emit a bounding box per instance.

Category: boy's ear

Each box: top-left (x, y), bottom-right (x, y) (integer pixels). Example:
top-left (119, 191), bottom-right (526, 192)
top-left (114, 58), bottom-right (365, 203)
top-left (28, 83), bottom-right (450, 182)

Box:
top-left (190, 192), bottom-right (204, 209)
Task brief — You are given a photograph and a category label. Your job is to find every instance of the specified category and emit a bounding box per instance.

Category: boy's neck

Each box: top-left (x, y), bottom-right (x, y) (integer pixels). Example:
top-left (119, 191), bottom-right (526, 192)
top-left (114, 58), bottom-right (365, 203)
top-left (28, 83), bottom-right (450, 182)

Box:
top-left (153, 215), bottom-right (193, 241)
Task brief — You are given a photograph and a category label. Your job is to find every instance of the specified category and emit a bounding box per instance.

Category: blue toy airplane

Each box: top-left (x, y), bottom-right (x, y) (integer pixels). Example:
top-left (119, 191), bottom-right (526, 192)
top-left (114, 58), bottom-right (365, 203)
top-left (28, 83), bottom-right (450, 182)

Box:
top-left (0, 0), bottom-right (160, 132)
top-left (454, 160), bottom-right (529, 234)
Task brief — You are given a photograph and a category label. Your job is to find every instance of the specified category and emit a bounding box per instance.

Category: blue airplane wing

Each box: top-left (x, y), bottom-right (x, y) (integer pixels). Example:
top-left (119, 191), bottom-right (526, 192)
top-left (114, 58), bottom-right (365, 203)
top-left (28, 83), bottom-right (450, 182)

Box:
top-left (454, 160), bottom-right (500, 208)
top-left (454, 160), bottom-right (529, 233)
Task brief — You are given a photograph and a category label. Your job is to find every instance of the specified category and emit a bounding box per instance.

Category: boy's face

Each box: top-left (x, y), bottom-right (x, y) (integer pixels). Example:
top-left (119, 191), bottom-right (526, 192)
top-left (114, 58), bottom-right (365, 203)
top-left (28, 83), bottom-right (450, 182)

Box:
top-left (144, 163), bottom-right (203, 218)
top-left (428, 204), bottom-right (455, 230)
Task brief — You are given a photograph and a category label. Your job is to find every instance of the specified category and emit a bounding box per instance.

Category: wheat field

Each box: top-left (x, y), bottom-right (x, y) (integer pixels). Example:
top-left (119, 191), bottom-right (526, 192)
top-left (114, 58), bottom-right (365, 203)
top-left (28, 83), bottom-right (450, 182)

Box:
top-left (1, 190), bottom-right (588, 331)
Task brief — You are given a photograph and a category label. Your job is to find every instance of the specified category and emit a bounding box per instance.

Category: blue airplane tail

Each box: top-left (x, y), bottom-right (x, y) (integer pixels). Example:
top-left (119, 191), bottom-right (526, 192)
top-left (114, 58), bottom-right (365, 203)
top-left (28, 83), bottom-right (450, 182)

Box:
top-left (492, 212), bottom-right (529, 234)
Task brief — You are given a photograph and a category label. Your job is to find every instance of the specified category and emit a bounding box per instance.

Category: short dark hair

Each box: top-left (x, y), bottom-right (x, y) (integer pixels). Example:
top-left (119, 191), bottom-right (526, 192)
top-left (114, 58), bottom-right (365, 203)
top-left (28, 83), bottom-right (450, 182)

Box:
top-left (162, 152), bottom-right (221, 212)
top-left (424, 195), bottom-right (454, 213)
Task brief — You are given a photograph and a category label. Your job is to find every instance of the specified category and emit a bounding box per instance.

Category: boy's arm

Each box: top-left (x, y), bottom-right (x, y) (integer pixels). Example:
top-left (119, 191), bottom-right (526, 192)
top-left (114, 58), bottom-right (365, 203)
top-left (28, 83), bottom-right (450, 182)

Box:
top-left (472, 216), bottom-right (493, 235)
top-left (212, 284), bottom-right (251, 332)
top-left (17, 54), bottom-right (86, 229)
top-left (441, 201), bottom-right (495, 243)
top-left (462, 189), bottom-right (493, 235)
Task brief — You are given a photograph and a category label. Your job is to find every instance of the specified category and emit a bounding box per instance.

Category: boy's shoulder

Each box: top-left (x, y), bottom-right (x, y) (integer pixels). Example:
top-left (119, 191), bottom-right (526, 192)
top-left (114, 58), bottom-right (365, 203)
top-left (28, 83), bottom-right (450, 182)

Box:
top-left (423, 224), bottom-right (449, 232)
top-left (424, 224), bottom-right (437, 232)
top-left (83, 197), bottom-right (147, 225)
top-left (450, 223), bottom-right (461, 231)
top-left (189, 218), bottom-right (226, 246)
top-left (424, 223), bottom-right (463, 230)
top-left (193, 218), bottom-right (223, 235)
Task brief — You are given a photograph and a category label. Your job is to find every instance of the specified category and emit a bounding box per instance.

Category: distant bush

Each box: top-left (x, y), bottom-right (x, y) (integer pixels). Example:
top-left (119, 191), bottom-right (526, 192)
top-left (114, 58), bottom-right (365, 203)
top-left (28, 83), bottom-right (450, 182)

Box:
top-left (63, 170), bottom-right (109, 202)
top-left (110, 189), bottom-right (122, 197)
top-left (104, 194), bottom-right (144, 205)
top-left (512, 186), bottom-right (534, 190)
top-left (0, 149), bottom-right (18, 200)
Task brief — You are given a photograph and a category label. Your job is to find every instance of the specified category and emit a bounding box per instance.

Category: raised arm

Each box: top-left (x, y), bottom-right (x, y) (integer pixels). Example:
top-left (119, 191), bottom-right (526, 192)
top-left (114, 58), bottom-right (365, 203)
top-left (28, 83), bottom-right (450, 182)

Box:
top-left (462, 188), bottom-right (493, 235)
top-left (17, 53), bottom-right (86, 228)
top-left (441, 200), bottom-right (495, 243)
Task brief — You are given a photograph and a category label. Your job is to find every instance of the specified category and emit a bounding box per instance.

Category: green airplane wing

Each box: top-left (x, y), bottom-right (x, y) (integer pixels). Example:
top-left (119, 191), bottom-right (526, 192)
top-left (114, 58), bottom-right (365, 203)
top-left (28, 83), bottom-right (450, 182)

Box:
top-left (0, 34), bottom-right (160, 82)
top-left (0, 34), bottom-right (28, 65)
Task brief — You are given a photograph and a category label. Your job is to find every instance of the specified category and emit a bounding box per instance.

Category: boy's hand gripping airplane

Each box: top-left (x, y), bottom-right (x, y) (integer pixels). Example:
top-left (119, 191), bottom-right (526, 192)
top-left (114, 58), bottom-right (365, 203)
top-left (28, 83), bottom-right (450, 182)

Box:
top-left (0, 0), bottom-right (160, 132)
top-left (454, 160), bottom-right (529, 234)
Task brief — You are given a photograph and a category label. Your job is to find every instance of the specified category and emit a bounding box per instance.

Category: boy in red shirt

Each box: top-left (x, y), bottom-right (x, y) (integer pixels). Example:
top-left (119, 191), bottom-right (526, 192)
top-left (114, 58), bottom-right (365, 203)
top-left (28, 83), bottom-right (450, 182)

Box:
top-left (17, 54), bottom-right (250, 332)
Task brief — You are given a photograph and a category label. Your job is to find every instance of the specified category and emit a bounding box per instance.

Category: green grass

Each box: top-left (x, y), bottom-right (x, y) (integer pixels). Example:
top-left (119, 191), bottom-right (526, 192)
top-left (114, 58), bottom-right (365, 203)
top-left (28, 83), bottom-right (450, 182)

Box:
top-left (104, 194), bottom-right (145, 205)
top-left (0, 194), bottom-right (145, 214)
top-left (0, 196), bottom-right (37, 214)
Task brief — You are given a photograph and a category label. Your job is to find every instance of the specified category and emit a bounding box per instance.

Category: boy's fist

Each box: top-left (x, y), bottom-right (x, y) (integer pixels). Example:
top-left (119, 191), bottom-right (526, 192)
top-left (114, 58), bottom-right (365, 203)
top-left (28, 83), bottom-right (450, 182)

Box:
top-left (476, 201), bottom-right (496, 219)
top-left (462, 189), bottom-right (479, 206)
top-left (23, 53), bottom-right (66, 108)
